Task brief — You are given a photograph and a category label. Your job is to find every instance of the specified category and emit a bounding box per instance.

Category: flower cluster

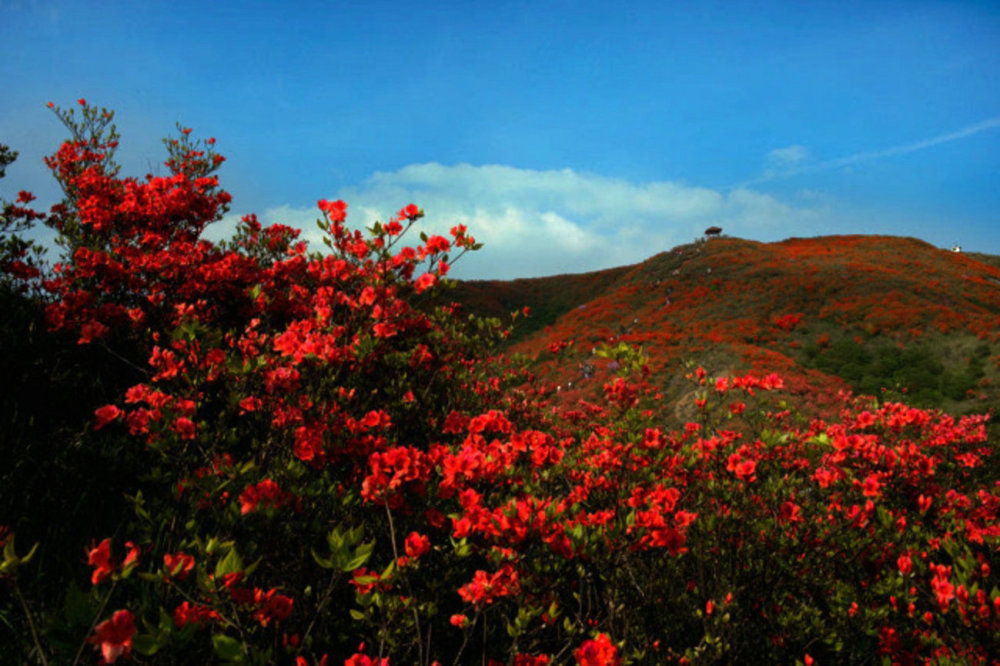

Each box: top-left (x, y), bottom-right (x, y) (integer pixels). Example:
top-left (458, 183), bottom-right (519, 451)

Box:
top-left (1, 101), bottom-right (997, 665)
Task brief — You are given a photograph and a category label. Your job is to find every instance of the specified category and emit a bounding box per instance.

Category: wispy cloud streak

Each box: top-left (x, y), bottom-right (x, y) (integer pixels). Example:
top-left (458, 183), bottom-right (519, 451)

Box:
top-left (741, 116), bottom-right (1000, 187)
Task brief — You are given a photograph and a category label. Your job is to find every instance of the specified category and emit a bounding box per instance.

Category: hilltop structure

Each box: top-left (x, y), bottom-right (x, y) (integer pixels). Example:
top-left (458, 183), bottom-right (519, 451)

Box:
top-left (704, 226), bottom-right (722, 238)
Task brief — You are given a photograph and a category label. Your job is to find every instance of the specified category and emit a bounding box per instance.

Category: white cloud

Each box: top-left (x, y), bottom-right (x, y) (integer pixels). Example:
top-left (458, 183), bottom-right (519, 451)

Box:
top-left (207, 164), bottom-right (830, 279)
top-left (835, 116), bottom-right (1000, 165)
top-left (767, 145), bottom-right (810, 164)
top-left (744, 116), bottom-right (1000, 187)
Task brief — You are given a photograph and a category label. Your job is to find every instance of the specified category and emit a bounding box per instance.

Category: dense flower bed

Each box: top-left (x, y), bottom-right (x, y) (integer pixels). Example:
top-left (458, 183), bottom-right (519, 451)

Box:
top-left (1, 102), bottom-right (998, 664)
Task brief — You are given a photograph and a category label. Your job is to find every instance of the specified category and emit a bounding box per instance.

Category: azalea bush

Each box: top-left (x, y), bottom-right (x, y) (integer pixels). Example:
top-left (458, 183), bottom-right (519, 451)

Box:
top-left (1, 101), bottom-right (999, 665)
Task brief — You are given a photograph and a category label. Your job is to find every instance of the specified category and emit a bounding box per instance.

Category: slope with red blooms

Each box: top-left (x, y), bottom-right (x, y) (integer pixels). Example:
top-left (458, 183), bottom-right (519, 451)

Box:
top-left (456, 235), bottom-right (1000, 421)
top-left (2, 102), bottom-right (999, 665)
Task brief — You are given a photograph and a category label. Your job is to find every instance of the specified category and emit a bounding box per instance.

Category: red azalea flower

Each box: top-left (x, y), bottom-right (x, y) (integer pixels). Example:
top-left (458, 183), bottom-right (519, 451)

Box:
top-left (94, 404), bottom-right (122, 430)
top-left (345, 656), bottom-right (389, 666)
top-left (173, 416), bottom-right (196, 440)
top-left (78, 319), bottom-right (109, 344)
top-left (122, 541), bottom-right (140, 569)
top-left (254, 588), bottom-right (294, 626)
top-left (239, 478), bottom-right (291, 514)
top-left (317, 198), bottom-right (347, 223)
top-left (779, 501), bottom-right (801, 523)
top-left (344, 643), bottom-right (389, 666)
top-left (164, 551), bottom-right (195, 580)
top-left (87, 538), bottom-right (114, 585)
top-left (574, 633), bottom-right (621, 666)
top-left (404, 531), bottom-right (431, 559)
top-left (414, 272), bottom-right (436, 293)
top-left (296, 657), bottom-right (329, 666)
top-left (173, 601), bottom-right (220, 628)
top-left (89, 609), bottom-right (135, 664)
top-left (861, 474), bottom-right (881, 498)
top-left (423, 234), bottom-right (450, 255)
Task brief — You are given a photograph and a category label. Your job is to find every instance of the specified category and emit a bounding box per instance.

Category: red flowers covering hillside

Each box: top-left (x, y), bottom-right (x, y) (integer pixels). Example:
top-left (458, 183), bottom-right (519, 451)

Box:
top-left (1, 102), bottom-right (998, 664)
top-left (455, 235), bottom-right (1000, 419)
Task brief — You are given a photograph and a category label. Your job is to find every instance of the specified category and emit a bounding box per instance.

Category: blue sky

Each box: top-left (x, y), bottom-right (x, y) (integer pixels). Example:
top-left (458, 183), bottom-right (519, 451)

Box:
top-left (2, 0), bottom-right (998, 278)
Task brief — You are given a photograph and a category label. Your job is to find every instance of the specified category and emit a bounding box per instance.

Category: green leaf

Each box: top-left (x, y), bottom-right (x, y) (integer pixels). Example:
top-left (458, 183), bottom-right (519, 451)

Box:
top-left (132, 633), bottom-right (160, 656)
top-left (326, 526), bottom-right (346, 552)
top-left (453, 537), bottom-right (471, 558)
top-left (214, 547), bottom-right (243, 579)
top-left (808, 433), bottom-right (831, 447)
top-left (62, 582), bottom-right (93, 626)
top-left (380, 560), bottom-right (396, 581)
top-left (243, 556), bottom-right (262, 578)
top-left (19, 541), bottom-right (38, 566)
top-left (212, 634), bottom-right (243, 661)
top-left (349, 609), bottom-right (365, 620)
top-left (343, 540), bottom-right (375, 572)
top-left (158, 607), bottom-right (175, 632)
top-left (0, 536), bottom-right (33, 574)
top-left (348, 524), bottom-right (366, 545)
top-left (311, 548), bottom-right (333, 569)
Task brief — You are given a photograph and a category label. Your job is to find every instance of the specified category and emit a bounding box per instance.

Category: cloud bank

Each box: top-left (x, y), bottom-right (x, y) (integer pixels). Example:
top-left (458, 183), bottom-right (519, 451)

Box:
top-left (210, 164), bottom-right (827, 279)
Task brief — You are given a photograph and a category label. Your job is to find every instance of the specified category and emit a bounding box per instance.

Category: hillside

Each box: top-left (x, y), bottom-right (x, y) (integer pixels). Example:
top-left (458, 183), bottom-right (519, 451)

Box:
top-left (443, 264), bottom-right (632, 342)
top-left (452, 235), bottom-right (1000, 421)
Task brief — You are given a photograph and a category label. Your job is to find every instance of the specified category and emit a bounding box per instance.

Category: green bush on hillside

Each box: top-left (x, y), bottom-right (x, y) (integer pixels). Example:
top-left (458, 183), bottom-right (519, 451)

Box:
top-left (804, 337), bottom-right (985, 408)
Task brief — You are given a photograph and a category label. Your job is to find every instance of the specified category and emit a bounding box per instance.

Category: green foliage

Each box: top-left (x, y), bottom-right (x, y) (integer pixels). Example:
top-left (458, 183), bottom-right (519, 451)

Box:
top-left (805, 338), bottom-right (985, 408)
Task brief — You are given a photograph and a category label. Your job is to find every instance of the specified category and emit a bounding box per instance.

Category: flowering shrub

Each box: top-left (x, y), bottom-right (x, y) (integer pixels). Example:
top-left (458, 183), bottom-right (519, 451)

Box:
top-left (1, 101), bottom-right (998, 664)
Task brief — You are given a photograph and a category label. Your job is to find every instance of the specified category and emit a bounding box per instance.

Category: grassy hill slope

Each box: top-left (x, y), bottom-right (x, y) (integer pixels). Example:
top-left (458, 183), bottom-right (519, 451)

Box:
top-left (451, 235), bottom-right (1000, 421)
top-left (443, 264), bottom-right (631, 342)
